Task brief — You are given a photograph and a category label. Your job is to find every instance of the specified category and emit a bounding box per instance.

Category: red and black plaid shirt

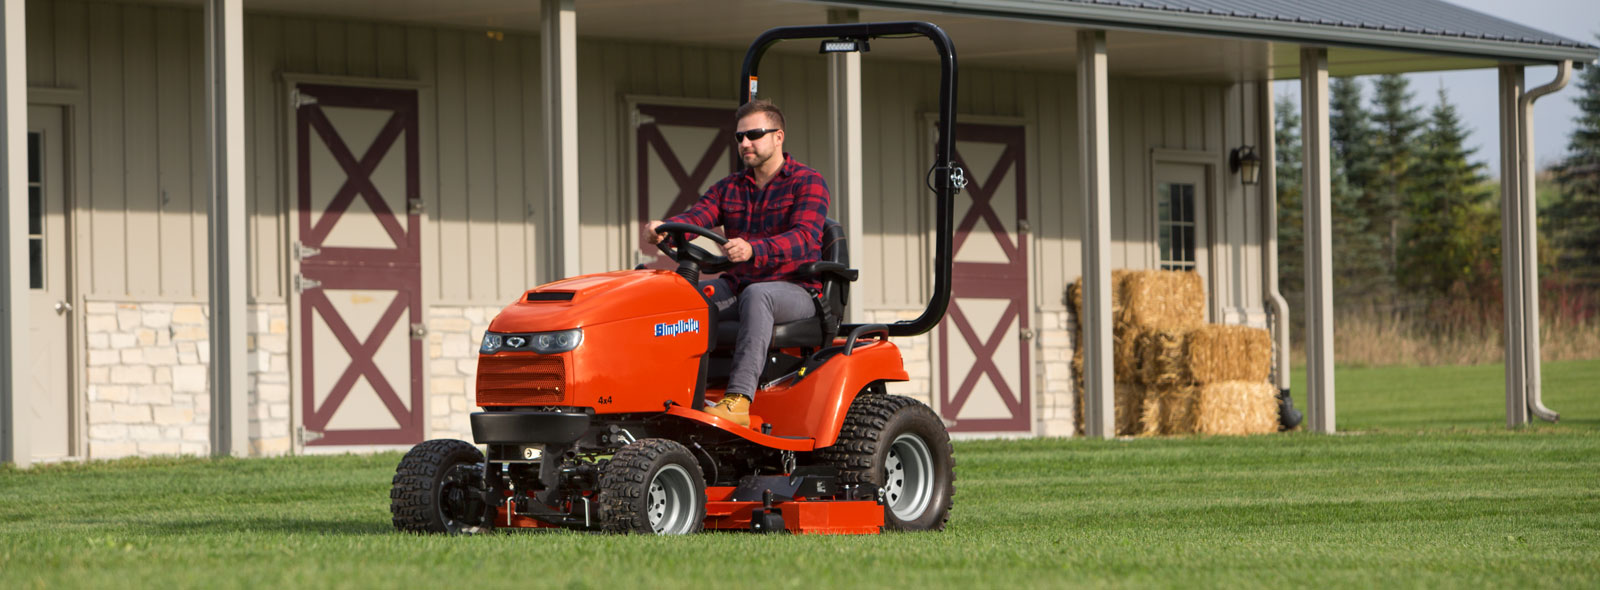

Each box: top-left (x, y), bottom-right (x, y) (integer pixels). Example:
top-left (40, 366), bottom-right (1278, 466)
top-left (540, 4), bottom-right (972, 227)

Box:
top-left (667, 153), bottom-right (831, 293)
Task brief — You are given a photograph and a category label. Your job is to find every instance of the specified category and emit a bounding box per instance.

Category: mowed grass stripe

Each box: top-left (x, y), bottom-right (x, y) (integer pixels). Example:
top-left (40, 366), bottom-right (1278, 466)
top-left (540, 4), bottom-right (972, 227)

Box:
top-left (4, 431), bottom-right (1597, 588)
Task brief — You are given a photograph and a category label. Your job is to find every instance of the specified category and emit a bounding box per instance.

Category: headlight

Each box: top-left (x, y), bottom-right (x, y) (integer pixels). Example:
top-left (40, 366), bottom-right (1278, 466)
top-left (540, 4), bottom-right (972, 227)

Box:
top-left (481, 329), bottom-right (583, 355)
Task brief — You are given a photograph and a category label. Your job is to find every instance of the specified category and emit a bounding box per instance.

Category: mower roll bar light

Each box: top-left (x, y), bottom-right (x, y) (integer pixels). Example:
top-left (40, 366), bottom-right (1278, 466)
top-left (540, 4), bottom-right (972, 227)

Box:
top-left (740, 21), bottom-right (957, 339)
top-left (819, 38), bottom-right (869, 53)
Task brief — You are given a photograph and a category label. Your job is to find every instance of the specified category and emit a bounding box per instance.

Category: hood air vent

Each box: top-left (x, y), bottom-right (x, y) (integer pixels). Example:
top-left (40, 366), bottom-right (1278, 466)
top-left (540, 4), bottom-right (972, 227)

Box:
top-left (526, 291), bottom-right (576, 302)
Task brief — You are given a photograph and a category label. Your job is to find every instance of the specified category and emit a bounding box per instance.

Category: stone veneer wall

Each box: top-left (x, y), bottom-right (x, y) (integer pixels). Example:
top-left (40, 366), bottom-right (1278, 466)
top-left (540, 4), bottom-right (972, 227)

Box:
top-left (247, 304), bottom-right (292, 456)
top-left (1035, 309), bottom-right (1075, 436)
top-left (83, 301), bottom-right (292, 459)
top-left (425, 305), bottom-right (502, 442)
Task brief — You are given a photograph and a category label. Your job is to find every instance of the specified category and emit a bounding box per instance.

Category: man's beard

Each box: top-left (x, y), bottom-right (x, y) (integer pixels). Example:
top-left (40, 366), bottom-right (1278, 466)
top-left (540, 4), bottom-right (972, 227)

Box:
top-left (742, 147), bottom-right (771, 168)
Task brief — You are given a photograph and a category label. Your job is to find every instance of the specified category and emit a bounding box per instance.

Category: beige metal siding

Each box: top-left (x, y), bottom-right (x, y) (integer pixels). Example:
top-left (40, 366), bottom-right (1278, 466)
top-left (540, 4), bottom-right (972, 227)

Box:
top-left (28, 1), bottom-right (551, 304)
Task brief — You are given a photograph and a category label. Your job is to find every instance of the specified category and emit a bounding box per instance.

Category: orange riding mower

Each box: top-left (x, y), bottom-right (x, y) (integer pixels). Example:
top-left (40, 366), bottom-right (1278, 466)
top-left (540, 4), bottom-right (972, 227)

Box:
top-left (390, 21), bottom-right (966, 535)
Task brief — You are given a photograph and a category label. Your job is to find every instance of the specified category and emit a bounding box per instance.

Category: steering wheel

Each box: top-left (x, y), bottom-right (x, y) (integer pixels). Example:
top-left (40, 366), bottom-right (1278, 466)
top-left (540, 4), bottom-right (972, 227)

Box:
top-left (654, 222), bottom-right (736, 278)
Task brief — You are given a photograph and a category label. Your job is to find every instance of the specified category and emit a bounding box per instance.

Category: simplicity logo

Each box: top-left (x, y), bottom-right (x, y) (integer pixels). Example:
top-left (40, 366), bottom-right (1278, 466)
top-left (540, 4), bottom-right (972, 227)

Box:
top-left (653, 318), bottom-right (700, 338)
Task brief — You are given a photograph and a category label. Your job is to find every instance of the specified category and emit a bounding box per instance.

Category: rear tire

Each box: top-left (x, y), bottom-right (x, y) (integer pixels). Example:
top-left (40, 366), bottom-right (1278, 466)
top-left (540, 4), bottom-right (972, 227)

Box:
top-left (818, 393), bottom-right (955, 531)
top-left (390, 439), bottom-right (493, 534)
top-left (598, 439), bottom-right (706, 535)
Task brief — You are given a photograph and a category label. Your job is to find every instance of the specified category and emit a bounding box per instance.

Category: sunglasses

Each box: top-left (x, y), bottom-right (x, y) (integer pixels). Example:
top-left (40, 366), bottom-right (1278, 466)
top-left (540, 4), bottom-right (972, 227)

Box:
top-left (733, 128), bottom-right (779, 143)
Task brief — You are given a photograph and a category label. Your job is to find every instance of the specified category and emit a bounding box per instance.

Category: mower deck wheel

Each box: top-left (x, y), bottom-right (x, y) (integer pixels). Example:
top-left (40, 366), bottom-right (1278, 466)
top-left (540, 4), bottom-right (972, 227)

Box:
top-left (598, 438), bottom-right (707, 534)
top-left (390, 439), bottom-right (492, 534)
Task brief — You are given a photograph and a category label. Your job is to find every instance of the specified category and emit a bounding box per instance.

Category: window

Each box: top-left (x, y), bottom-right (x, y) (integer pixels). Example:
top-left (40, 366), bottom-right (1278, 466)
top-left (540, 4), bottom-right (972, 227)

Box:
top-left (1157, 182), bottom-right (1196, 271)
top-left (28, 131), bottom-right (42, 289)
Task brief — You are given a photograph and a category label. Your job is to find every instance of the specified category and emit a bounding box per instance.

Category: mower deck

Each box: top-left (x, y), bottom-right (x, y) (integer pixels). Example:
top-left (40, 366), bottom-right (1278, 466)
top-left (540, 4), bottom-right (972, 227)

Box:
top-left (702, 487), bottom-right (883, 534)
top-left (490, 489), bottom-right (883, 534)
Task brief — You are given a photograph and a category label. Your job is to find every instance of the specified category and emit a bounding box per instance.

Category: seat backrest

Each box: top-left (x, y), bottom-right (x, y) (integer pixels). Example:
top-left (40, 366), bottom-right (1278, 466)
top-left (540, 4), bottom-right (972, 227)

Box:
top-left (819, 218), bottom-right (850, 329)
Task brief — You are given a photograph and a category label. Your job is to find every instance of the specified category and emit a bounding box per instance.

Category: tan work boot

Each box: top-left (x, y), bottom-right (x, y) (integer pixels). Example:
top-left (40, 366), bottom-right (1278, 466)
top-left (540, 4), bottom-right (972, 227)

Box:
top-left (703, 393), bottom-right (751, 427)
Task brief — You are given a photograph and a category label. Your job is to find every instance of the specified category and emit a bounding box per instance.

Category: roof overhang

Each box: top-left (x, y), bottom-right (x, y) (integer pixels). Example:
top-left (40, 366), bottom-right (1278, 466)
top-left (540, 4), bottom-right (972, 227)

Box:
top-left (819, 0), bottom-right (1600, 65)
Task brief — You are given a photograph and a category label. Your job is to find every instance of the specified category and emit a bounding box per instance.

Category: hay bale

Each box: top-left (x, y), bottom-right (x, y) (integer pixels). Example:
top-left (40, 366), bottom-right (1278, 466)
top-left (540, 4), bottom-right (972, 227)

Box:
top-left (1194, 381), bottom-right (1278, 435)
top-left (1113, 326), bottom-right (1143, 383)
top-left (1070, 271), bottom-right (1142, 386)
top-left (1120, 270), bottom-right (1204, 330)
top-left (1115, 382), bottom-right (1146, 436)
top-left (1142, 384), bottom-right (1199, 435)
top-left (1068, 270), bottom-right (1134, 326)
top-left (1187, 325), bottom-right (1272, 384)
top-left (1138, 396), bottom-right (1163, 436)
top-left (1138, 328), bottom-right (1192, 388)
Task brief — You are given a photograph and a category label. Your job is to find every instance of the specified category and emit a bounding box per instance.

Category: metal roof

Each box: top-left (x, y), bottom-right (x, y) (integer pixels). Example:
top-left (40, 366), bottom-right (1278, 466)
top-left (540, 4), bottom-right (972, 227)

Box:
top-left (826, 0), bottom-right (1600, 64)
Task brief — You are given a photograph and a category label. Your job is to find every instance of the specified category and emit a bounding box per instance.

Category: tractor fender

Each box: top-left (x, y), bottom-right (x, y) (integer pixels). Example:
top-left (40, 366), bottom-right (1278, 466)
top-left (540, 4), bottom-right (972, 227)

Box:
top-left (750, 340), bottom-right (909, 448)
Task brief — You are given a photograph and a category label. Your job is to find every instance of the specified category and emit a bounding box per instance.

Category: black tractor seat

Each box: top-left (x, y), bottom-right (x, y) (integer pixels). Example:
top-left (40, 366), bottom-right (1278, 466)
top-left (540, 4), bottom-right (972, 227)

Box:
top-left (713, 218), bottom-right (857, 352)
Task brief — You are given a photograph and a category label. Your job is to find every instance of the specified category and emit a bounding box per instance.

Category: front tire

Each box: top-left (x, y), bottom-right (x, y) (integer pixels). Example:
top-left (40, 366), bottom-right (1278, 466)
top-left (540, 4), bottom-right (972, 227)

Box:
top-left (390, 439), bottom-right (493, 534)
top-left (598, 439), bottom-right (707, 534)
top-left (819, 394), bottom-right (955, 531)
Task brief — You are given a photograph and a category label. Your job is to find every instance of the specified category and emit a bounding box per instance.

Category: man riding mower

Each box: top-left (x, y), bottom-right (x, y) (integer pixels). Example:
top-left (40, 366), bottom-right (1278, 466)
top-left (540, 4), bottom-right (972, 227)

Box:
top-left (390, 21), bottom-right (966, 535)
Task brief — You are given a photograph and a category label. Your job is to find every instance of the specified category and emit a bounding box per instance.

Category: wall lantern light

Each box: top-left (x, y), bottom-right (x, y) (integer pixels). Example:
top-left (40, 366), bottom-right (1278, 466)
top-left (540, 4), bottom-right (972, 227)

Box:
top-left (1230, 145), bottom-right (1261, 186)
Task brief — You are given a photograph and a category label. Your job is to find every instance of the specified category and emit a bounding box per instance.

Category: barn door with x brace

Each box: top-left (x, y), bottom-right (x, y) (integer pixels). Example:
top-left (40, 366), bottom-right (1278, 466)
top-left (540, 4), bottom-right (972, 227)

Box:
top-left (938, 122), bottom-right (1031, 434)
top-left (291, 83), bottom-right (424, 446)
top-left (634, 102), bottom-right (737, 269)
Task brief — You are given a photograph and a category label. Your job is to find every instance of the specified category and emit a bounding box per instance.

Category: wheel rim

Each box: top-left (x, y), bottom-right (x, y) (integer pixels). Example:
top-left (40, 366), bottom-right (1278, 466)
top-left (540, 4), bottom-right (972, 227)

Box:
top-left (437, 463), bottom-right (483, 531)
top-left (646, 464), bottom-right (698, 534)
top-left (884, 433), bottom-right (935, 522)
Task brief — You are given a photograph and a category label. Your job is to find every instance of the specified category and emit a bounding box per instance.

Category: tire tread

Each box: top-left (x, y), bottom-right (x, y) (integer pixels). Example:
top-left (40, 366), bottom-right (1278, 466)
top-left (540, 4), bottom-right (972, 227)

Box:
top-left (390, 439), bottom-right (484, 533)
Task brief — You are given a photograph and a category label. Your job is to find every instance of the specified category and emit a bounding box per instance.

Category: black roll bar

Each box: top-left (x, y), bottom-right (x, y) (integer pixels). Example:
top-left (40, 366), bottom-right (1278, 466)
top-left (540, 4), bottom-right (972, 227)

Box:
top-left (739, 21), bottom-right (957, 338)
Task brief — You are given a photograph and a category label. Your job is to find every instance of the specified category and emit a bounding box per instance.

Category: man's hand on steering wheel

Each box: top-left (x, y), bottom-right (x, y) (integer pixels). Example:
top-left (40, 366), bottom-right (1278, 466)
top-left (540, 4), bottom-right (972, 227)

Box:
top-left (649, 222), bottom-right (737, 275)
top-left (723, 238), bottom-right (753, 263)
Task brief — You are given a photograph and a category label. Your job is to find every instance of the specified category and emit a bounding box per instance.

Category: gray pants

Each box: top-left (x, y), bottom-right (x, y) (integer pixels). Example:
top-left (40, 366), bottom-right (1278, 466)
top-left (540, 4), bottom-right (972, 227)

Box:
top-left (701, 278), bottom-right (817, 398)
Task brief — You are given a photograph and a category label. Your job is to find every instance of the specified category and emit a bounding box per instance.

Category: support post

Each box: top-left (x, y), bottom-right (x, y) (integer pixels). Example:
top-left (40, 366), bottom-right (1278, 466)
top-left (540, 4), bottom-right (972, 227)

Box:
top-left (827, 8), bottom-right (864, 322)
top-left (1299, 47), bottom-right (1335, 433)
top-left (542, 0), bottom-right (580, 279)
top-left (1498, 65), bottom-right (1528, 428)
top-left (1077, 30), bottom-right (1113, 438)
top-left (205, 0), bottom-right (248, 457)
top-left (0, 0), bottom-right (28, 467)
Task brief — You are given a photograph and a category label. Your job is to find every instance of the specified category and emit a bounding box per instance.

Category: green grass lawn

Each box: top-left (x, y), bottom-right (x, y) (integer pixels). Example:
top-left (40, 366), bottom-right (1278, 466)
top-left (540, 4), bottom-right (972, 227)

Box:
top-left (1289, 358), bottom-right (1600, 432)
top-left (3, 360), bottom-right (1598, 589)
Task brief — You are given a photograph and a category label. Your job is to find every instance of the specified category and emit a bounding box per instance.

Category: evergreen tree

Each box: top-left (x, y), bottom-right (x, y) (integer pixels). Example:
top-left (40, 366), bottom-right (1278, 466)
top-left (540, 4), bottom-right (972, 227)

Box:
top-left (1275, 96), bottom-right (1305, 307)
top-left (1328, 77), bottom-right (1387, 304)
top-left (1550, 38), bottom-right (1600, 287)
top-left (1400, 88), bottom-right (1494, 297)
top-left (1370, 74), bottom-right (1424, 298)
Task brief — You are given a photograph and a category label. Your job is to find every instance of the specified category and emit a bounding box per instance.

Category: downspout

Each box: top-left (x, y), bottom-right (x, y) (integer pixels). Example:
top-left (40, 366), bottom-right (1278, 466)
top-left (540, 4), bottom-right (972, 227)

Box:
top-left (1259, 82), bottom-right (1300, 430)
top-left (1517, 61), bottom-right (1571, 423)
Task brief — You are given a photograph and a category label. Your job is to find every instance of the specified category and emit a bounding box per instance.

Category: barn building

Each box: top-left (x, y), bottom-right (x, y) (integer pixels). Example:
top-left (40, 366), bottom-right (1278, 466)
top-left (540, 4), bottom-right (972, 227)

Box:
top-left (2, 0), bottom-right (1595, 465)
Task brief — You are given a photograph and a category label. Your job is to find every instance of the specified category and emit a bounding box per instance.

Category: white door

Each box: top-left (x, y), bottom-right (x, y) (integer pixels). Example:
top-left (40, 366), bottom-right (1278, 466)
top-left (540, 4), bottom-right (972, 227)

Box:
top-left (27, 105), bottom-right (74, 460)
top-left (291, 83), bottom-right (424, 447)
top-left (1152, 162), bottom-right (1209, 280)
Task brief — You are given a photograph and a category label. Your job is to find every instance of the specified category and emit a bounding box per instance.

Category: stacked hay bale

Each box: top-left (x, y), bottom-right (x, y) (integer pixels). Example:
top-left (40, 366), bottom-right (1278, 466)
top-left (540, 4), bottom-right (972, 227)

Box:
top-left (1139, 325), bottom-right (1277, 435)
top-left (1068, 270), bottom-right (1202, 435)
top-left (1069, 270), bottom-right (1279, 436)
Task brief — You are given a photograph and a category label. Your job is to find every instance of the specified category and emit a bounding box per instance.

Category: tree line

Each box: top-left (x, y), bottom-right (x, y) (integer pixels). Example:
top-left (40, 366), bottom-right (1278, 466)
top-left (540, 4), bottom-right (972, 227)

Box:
top-left (1275, 58), bottom-right (1600, 331)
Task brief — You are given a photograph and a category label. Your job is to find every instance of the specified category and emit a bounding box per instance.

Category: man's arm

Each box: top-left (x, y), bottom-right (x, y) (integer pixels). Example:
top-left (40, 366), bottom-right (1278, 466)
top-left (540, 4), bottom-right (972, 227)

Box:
top-left (648, 181), bottom-right (725, 244)
top-left (747, 174), bottom-right (829, 266)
